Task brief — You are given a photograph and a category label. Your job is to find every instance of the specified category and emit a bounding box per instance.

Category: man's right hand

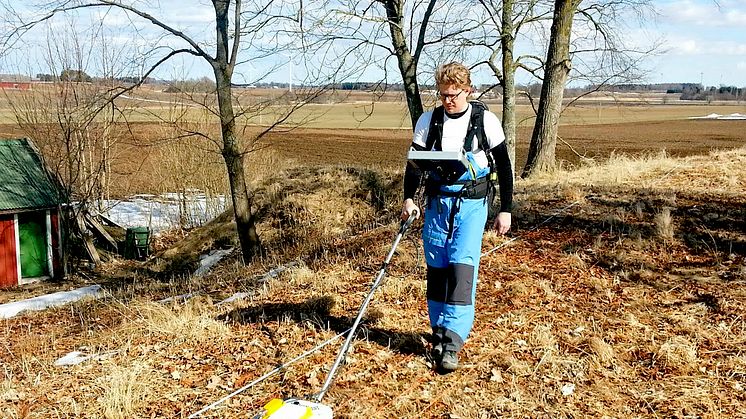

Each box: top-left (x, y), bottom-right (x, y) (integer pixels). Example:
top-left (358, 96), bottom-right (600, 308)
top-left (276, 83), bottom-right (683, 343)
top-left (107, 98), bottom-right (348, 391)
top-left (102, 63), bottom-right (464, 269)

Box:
top-left (401, 198), bottom-right (421, 221)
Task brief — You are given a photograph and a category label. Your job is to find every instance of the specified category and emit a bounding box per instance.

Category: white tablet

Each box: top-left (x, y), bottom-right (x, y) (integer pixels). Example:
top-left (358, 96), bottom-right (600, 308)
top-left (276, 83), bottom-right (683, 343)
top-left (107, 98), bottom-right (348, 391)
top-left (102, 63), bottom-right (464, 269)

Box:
top-left (407, 150), bottom-right (469, 170)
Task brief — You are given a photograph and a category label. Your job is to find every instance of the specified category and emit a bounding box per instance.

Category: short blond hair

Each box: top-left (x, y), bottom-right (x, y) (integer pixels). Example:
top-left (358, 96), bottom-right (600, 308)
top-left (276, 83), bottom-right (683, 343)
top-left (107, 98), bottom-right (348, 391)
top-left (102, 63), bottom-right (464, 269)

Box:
top-left (435, 62), bottom-right (471, 90)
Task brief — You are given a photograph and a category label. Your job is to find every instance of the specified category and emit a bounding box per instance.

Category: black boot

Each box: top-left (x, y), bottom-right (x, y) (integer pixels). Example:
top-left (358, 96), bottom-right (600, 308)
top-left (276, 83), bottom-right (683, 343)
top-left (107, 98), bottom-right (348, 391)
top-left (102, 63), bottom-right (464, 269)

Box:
top-left (430, 327), bottom-right (445, 364)
top-left (439, 350), bottom-right (459, 372)
top-left (431, 343), bottom-right (443, 364)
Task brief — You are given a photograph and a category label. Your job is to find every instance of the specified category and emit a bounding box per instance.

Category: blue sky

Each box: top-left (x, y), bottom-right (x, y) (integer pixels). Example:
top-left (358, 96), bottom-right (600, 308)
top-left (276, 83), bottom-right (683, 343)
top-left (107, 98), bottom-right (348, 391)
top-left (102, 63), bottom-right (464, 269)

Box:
top-left (1, 0), bottom-right (744, 87)
top-left (647, 0), bottom-right (746, 86)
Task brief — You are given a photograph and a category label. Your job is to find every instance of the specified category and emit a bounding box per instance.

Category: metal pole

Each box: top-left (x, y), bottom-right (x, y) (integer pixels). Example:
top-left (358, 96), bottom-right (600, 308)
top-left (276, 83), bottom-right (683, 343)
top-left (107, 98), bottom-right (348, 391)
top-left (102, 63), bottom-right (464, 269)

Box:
top-left (189, 330), bottom-right (348, 418)
top-left (314, 211), bottom-right (418, 402)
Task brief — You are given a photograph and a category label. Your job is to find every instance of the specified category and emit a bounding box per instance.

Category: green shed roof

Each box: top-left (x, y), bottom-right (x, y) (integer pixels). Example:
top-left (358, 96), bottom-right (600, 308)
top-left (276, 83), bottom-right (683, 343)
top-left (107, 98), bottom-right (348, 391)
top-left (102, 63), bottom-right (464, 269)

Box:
top-left (0, 138), bottom-right (62, 212)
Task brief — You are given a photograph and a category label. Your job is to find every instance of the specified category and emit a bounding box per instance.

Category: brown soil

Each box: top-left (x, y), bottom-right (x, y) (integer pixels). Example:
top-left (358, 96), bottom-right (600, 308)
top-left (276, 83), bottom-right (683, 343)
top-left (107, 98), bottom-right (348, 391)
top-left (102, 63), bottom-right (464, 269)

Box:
top-left (263, 119), bottom-right (746, 170)
top-left (1, 118), bottom-right (742, 198)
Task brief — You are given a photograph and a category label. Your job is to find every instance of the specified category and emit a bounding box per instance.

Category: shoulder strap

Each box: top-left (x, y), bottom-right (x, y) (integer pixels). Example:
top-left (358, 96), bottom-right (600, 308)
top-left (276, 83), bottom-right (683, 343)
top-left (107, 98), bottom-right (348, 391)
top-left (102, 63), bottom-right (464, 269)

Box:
top-left (426, 106), bottom-right (445, 151)
top-left (465, 100), bottom-right (496, 173)
top-left (464, 101), bottom-right (489, 151)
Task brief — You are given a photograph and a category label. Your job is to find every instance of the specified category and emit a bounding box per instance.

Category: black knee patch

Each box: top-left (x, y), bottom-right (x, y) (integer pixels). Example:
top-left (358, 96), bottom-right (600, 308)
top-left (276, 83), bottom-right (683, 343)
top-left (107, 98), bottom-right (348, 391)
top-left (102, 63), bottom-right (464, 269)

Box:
top-left (426, 263), bottom-right (474, 305)
top-left (450, 263), bottom-right (474, 305)
top-left (426, 266), bottom-right (448, 303)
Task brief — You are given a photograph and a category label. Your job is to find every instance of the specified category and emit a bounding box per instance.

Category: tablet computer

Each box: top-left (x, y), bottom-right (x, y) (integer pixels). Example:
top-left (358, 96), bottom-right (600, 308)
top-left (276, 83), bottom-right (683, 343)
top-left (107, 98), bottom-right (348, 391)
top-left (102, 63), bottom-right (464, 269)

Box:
top-left (407, 149), bottom-right (469, 171)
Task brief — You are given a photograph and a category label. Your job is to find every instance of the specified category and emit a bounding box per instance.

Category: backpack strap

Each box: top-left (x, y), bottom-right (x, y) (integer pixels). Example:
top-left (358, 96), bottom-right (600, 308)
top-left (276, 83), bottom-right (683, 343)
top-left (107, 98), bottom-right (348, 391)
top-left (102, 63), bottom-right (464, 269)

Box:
top-left (465, 100), bottom-right (496, 174)
top-left (464, 103), bottom-right (482, 152)
top-left (426, 106), bottom-right (445, 151)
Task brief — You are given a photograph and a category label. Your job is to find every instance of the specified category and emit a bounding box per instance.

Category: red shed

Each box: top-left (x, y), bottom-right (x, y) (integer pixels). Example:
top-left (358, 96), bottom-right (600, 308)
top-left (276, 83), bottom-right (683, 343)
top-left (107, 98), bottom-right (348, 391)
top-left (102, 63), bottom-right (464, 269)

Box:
top-left (0, 139), bottom-right (64, 287)
top-left (0, 81), bottom-right (32, 90)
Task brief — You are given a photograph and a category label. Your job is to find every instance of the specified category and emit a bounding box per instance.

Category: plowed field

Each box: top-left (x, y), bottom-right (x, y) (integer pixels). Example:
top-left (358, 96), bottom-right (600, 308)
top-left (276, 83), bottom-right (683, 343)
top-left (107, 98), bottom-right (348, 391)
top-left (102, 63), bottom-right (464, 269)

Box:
top-left (262, 119), bottom-right (746, 169)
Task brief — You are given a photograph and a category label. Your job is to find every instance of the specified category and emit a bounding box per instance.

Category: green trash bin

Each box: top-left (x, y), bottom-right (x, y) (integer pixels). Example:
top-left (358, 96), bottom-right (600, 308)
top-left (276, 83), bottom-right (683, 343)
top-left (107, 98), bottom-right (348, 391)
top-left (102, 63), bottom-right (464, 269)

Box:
top-left (124, 227), bottom-right (150, 260)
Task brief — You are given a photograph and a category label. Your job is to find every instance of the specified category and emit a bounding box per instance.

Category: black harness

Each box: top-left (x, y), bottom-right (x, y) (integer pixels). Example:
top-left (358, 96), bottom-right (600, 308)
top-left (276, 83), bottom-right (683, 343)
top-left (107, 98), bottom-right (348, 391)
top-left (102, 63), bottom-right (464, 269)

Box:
top-left (424, 100), bottom-right (496, 199)
top-left (424, 101), bottom-right (497, 239)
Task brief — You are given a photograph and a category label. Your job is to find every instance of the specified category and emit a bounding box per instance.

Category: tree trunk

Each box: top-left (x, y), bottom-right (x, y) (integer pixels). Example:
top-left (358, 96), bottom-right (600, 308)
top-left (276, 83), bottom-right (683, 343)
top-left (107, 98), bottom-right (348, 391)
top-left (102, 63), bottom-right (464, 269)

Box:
top-left (501, 0), bottom-right (517, 173)
top-left (382, 0), bottom-right (424, 128)
top-left (213, 0), bottom-right (261, 263)
top-left (522, 0), bottom-right (577, 178)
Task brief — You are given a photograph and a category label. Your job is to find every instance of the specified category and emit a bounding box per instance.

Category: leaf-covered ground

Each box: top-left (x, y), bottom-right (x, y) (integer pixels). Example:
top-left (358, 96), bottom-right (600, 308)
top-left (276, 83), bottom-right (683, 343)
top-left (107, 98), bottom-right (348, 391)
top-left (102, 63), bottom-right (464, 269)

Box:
top-left (2, 150), bottom-right (745, 418)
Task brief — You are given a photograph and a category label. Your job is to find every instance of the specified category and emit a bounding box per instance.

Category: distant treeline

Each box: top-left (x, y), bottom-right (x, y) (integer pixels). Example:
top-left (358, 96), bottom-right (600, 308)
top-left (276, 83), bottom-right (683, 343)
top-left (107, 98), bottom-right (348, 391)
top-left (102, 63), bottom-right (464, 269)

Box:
top-left (25, 72), bottom-right (746, 101)
top-left (602, 83), bottom-right (745, 101)
top-left (36, 71), bottom-right (158, 85)
top-left (676, 84), bottom-right (744, 101)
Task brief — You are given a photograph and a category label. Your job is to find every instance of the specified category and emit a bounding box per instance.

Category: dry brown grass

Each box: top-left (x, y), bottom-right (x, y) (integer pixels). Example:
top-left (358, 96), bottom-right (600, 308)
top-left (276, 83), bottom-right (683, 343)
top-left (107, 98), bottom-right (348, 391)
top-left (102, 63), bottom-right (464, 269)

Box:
top-left (524, 147), bottom-right (746, 195)
top-left (95, 363), bottom-right (157, 419)
top-left (655, 336), bottom-right (699, 374)
top-left (134, 298), bottom-right (232, 343)
top-left (654, 207), bottom-right (675, 242)
top-left (2, 146), bottom-right (746, 418)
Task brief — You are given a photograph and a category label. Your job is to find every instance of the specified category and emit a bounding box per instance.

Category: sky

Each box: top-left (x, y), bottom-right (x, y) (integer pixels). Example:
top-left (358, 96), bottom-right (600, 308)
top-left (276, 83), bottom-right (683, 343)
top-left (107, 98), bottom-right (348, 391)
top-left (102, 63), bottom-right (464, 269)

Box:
top-left (647, 0), bottom-right (746, 86)
top-left (1, 0), bottom-right (744, 88)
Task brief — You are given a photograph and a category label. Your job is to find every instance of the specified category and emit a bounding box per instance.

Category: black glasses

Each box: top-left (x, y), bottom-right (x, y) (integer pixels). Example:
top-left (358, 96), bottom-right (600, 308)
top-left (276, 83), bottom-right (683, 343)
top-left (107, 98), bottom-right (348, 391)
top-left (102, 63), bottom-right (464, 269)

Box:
top-left (437, 90), bottom-right (463, 102)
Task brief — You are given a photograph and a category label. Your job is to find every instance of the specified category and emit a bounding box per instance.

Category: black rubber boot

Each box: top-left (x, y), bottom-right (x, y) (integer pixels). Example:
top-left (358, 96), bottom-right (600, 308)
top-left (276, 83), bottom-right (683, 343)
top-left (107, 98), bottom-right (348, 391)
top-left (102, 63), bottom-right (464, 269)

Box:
top-left (430, 327), bottom-right (445, 365)
top-left (431, 343), bottom-right (443, 364)
top-left (439, 350), bottom-right (459, 373)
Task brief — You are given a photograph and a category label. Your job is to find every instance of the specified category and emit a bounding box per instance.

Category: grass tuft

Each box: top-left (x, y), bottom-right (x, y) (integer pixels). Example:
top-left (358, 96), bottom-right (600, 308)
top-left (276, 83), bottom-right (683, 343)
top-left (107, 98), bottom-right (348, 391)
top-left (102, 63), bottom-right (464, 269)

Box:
top-left (654, 207), bottom-right (675, 242)
top-left (95, 363), bottom-right (155, 419)
top-left (134, 298), bottom-right (231, 344)
top-left (588, 336), bottom-right (615, 367)
top-left (656, 336), bottom-right (698, 373)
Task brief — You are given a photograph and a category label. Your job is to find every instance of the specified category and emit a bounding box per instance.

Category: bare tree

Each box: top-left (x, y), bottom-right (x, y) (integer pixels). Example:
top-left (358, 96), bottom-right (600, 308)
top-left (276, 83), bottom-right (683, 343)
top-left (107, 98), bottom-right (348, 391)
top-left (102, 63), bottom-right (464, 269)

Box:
top-left (300, 0), bottom-right (483, 128)
top-left (1, 17), bottom-right (142, 270)
top-left (3, 19), bottom-right (132, 206)
top-left (521, 0), bottom-right (655, 177)
top-left (1, 0), bottom-right (323, 263)
top-left (469, 0), bottom-right (654, 175)
top-left (380, 0), bottom-right (431, 126)
top-left (470, 0), bottom-right (552, 170)
top-left (520, 0), bottom-right (578, 177)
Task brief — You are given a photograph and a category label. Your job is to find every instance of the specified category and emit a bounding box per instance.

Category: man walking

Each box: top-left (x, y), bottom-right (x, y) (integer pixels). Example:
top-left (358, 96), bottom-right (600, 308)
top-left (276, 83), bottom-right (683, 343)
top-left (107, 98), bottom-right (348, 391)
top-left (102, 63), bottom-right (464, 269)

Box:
top-left (401, 62), bottom-right (513, 372)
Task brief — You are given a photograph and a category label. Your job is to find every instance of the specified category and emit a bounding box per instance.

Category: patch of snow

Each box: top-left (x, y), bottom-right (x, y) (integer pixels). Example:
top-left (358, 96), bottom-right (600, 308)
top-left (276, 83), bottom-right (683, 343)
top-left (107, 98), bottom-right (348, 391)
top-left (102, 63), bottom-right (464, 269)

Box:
top-left (100, 192), bottom-right (227, 233)
top-left (194, 248), bottom-right (234, 277)
top-left (215, 263), bottom-right (302, 305)
top-left (688, 112), bottom-right (746, 120)
top-left (54, 349), bottom-right (118, 366)
top-left (688, 113), bottom-right (722, 119)
top-left (217, 292), bottom-right (253, 305)
top-left (54, 351), bottom-right (91, 366)
top-left (257, 261), bottom-right (300, 282)
top-left (719, 113), bottom-right (746, 120)
top-left (0, 285), bottom-right (104, 319)
top-left (158, 292), bottom-right (200, 304)
top-left (561, 383), bottom-right (576, 396)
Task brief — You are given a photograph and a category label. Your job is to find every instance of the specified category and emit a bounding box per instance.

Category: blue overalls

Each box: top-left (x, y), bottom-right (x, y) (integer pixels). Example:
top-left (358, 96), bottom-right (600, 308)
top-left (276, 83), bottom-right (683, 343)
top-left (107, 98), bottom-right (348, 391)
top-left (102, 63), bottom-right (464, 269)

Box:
top-left (423, 152), bottom-right (490, 353)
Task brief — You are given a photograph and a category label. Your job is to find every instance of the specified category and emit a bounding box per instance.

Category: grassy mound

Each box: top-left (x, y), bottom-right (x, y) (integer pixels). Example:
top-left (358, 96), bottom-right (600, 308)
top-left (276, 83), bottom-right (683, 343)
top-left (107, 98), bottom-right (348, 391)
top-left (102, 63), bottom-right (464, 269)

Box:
top-left (143, 165), bottom-right (403, 280)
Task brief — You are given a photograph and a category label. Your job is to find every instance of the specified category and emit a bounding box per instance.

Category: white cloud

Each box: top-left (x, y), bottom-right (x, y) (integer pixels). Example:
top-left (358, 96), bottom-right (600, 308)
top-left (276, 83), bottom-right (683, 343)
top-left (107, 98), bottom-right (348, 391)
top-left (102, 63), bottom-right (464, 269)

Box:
top-left (737, 62), bottom-right (746, 71)
top-left (664, 36), bottom-right (746, 56)
top-left (666, 38), bottom-right (701, 54)
top-left (660, 0), bottom-right (746, 28)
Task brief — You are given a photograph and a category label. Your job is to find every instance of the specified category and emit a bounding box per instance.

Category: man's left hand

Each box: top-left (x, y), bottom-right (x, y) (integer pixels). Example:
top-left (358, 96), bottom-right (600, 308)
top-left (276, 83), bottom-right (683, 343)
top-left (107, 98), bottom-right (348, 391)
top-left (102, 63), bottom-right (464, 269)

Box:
top-left (491, 212), bottom-right (511, 235)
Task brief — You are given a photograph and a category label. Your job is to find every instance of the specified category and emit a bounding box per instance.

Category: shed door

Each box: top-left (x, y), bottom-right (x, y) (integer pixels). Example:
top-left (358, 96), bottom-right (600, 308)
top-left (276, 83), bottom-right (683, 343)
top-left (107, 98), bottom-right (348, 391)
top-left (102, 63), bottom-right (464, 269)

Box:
top-left (0, 215), bottom-right (18, 287)
top-left (18, 213), bottom-right (49, 278)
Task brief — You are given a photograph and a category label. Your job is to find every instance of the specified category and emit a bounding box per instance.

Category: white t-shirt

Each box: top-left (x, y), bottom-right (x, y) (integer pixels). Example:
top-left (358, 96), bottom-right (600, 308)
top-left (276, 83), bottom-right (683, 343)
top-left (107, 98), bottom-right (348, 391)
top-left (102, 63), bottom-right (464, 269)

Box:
top-left (411, 103), bottom-right (505, 170)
